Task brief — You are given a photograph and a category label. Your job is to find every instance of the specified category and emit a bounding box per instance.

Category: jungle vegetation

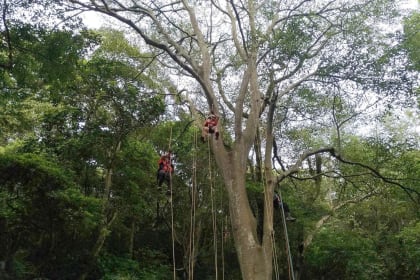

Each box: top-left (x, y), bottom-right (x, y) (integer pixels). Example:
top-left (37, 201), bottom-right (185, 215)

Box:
top-left (0, 0), bottom-right (419, 279)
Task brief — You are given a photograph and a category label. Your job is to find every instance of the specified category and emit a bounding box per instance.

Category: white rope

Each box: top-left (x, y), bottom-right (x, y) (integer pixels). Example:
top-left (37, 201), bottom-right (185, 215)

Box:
top-left (208, 139), bottom-right (219, 279)
top-left (278, 188), bottom-right (295, 280)
top-left (188, 128), bottom-right (198, 279)
top-left (168, 126), bottom-right (176, 280)
top-left (258, 128), bottom-right (280, 280)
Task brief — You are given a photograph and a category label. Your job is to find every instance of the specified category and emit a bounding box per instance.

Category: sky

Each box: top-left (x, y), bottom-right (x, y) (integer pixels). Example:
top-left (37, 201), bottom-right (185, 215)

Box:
top-left (77, 0), bottom-right (420, 150)
top-left (80, 0), bottom-right (420, 115)
top-left (81, 0), bottom-right (419, 29)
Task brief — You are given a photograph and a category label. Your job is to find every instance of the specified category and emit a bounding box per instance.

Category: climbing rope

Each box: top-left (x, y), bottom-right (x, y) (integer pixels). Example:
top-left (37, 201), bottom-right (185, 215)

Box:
top-left (262, 183), bottom-right (280, 280)
top-left (168, 126), bottom-right (176, 280)
top-left (257, 129), bottom-right (281, 280)
top-left (221, 215), bottom-right (226, 280)
top-left (262, 167), bottom-right (280, 280)
top-left (271, 134), bottom-right (295, 279)
top-left (272, 233), bottom-right (280, 280)
top-left (278, 187), bottom-right (295, 280)
top-left (188, 127), bottom-right (198, 280)
top-left (208, 138), bottom-right (219, 279)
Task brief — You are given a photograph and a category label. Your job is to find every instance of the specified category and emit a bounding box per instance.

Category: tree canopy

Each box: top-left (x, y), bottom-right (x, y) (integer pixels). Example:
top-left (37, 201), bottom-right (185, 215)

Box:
top-left (0, 0), bottom-right (419, 279)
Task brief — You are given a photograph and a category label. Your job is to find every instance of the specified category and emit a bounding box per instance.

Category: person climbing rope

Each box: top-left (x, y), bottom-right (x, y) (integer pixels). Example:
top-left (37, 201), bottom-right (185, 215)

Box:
top-left (274, 192), bottom-right (296, 221)
top-left (201, 110), bottom-right (220, 143)
top-left (157, 151), bottom-right (174, 194)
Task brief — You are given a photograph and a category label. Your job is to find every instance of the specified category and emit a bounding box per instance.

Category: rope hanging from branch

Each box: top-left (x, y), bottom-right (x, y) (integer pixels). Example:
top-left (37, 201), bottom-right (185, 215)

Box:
top-left (208, 138), bottom-right (219, 279)
top-left (278, 187), bottom-right (295, 280)
top-left (168, 126), bottom-right (176, 280)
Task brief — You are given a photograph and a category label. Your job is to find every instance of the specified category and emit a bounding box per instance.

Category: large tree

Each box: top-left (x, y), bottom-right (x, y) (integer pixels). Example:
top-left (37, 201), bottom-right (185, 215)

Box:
top-left (60, 0), bottom-right (418, 279)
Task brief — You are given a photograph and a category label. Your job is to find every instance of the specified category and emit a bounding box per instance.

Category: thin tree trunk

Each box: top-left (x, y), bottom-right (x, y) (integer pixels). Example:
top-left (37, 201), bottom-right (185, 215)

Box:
top-left (78, 143), bottom-right (121, 280)
top-left (129, 220), bottom-right (135, 259)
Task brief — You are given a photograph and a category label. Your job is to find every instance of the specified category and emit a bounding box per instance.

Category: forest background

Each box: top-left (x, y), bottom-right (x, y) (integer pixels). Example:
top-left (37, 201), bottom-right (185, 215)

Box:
top-left (0, 0), bottom-right (419, 279)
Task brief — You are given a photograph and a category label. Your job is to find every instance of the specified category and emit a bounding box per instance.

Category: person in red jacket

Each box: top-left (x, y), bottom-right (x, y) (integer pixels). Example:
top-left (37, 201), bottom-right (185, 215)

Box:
top-left (201, 111), bottom-right (220, 143)
top-left (157, 151), bottom-right (174, 192)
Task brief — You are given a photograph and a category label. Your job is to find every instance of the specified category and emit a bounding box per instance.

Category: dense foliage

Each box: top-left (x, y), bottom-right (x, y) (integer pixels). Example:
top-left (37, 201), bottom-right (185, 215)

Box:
top-left (0, 0), bottom-right (419, 279)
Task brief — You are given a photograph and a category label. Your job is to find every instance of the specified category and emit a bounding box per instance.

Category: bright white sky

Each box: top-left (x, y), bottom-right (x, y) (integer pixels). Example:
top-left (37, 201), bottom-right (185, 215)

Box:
top-left (82, 0), bottom-right (419, 29)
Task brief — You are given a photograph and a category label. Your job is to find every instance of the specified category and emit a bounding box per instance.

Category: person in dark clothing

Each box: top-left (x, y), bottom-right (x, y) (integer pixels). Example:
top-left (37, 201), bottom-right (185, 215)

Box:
top-left (274, 192), bottom-right (296, 221)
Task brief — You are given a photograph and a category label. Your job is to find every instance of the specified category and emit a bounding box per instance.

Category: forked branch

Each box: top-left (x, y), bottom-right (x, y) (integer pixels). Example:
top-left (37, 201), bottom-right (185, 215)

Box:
top-left (272, 143), bottom-right (419, 202)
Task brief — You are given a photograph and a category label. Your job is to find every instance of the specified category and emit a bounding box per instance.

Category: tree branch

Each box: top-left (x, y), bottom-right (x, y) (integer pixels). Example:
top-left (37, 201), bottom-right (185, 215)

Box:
top-left (273, 146), bottom-right (419, 202)
top-left (0, 0), bottom-right (13, 70)
top-left (302, 190), bottom-right (377, 251)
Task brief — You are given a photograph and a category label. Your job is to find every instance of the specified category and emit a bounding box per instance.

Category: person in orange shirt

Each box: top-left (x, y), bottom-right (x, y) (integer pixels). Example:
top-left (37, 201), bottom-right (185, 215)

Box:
top-left (201, 111), bottom-right (220, 143)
